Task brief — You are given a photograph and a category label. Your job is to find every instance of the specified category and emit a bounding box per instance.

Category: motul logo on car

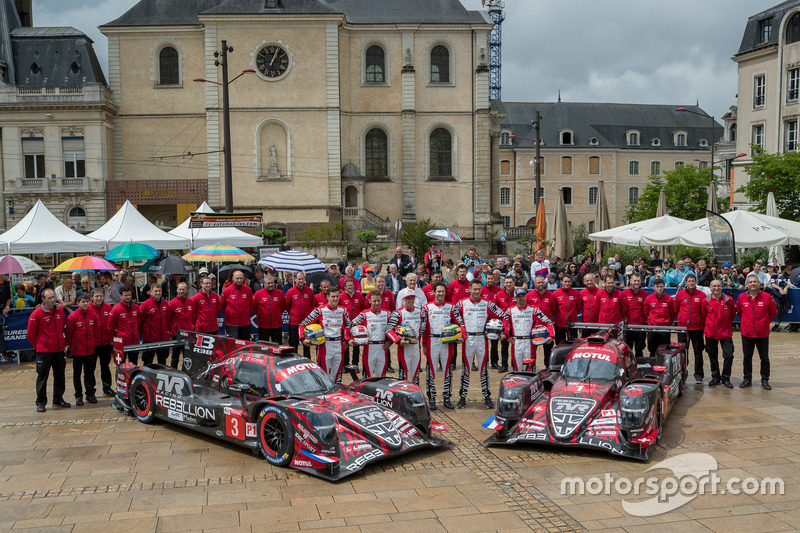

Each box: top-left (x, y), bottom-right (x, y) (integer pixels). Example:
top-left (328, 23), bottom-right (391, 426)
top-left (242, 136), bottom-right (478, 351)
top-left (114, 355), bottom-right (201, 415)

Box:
top-left (286, 363), bottom-right (317, 375)
top-left (572, 352), bottom-right (613, 362)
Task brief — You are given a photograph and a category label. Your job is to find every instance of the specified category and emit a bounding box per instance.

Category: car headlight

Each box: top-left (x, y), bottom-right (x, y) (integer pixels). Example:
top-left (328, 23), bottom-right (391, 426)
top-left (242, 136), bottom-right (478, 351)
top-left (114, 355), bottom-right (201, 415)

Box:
top-left (402, 391), bottom-right (430, 430)
top-left (620, 394), bottom-right (648, 429)
top-left (306, 410), bottom-right (337, 445)
top-left (497, 385), bottom-right (524, 421)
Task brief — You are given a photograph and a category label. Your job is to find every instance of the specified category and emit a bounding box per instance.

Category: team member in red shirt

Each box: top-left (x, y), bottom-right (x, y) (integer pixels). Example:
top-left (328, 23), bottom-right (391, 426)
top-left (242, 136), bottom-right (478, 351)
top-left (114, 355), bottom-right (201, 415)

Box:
top-left (28, 288), bottom-right (69, 412)
top-left (193, 276), bottom-right (221, 335)
top-left (167, 282), bottom-right (195, 369)
top-left (494, 276), bottom-right (517, 372)
top-left (221, 269), bottom-right (253, 340)
top-left (286, 272), bottom-right (315, 358)
top-left (139, 284), bottom-right (170, 365)
top-left (340, 277), bottom-right (366, 366)
top-left (598, 274), bottom-right (627, 324)
top-left (736, 273), bottom-right (778, 389)
top-left (314, 279), bottom-right (332, 306)
top-left (89, 288), bottom-right (115, 396)
top-left (65, 293), bottom-right (98, 405)
top-left (643, 278), bottom-right (674, 357)
top-left (673, 272), bottom-right (707, 384)
top-left (702, 279), bottom-right (736, 388)
top-left (621, 273), bottom-right (648, 357)
top-left (579, 273), bottom-right (602, 337)
top-left (447, 264), bottom-right (469, 303)
top-left (553, 274), bottom-right (581, 344)
top-left (423, 270), bottom-right (444, 302)
top-left (526, 275), bottom-right (559, 366)
top-left (108, 286), bottom-right (141, 365)
top-left (252, 275), bottom-right (285, 344)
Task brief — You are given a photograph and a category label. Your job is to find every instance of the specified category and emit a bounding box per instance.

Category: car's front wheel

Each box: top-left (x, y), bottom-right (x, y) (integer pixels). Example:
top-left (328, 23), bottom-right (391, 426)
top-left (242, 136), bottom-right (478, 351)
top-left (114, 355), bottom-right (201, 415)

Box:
top-left (130, 375), bottom-right (156, 424)
top-left (257, 405), bottom-right (294, 466)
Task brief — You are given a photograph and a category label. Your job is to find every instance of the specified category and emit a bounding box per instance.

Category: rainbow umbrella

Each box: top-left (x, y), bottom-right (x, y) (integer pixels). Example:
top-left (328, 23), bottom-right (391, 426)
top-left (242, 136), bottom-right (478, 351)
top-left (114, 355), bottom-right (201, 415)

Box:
top-left (183, 243), bottom-right (254, 263)
top-left (425, 229), bottom-right (462, 242)
top-left (106, 243), bottom-right (159, 262)
top-left (55, 255), bottom-right (118, 272)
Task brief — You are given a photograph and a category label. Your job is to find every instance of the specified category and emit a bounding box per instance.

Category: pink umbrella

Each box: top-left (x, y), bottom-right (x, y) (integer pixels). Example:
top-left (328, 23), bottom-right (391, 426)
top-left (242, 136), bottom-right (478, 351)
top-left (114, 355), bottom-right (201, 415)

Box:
top-left (0, 255), bottom-right (25, 275)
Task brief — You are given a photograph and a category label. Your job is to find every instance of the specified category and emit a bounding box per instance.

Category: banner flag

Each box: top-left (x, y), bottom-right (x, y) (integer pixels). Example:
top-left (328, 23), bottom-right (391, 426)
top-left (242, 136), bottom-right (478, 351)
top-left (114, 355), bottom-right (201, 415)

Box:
top-left (707, 210), bottom-right (736, 265)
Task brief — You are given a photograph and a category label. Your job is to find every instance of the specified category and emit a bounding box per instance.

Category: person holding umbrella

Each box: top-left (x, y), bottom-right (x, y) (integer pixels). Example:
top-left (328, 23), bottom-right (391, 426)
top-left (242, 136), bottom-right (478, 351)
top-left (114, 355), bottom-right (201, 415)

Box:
top-left (252, 275), bottom-right (285, 344)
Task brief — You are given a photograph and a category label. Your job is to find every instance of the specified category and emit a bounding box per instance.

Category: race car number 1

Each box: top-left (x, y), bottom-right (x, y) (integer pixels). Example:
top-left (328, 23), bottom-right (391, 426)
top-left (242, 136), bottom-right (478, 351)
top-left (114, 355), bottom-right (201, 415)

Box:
top-left (226, 412), bottom-right (255, 440)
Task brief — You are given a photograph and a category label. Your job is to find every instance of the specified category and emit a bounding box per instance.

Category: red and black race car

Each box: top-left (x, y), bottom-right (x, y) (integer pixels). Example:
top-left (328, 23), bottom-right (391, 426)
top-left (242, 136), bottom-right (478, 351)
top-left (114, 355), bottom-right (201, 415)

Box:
top-left (484, 323), bottom-right (687, 460)
top-left (112, 332), bottom-right (448, 480)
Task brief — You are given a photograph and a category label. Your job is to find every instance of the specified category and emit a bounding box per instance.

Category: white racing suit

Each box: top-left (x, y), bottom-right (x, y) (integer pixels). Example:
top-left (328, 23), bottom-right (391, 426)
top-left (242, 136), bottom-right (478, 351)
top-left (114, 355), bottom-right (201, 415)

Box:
top-left (351, 309), bottom-right (389, 378)
top-left (422, 301), bottom-right (455, 403)
top-left (387, 306), bottom-right (426, 385)
top-left (504, 304), bottom-right (553, 371)
top-left (453, 298), bottom-right (508, 399)
top-left (299, 305), bottom-right (352, 384)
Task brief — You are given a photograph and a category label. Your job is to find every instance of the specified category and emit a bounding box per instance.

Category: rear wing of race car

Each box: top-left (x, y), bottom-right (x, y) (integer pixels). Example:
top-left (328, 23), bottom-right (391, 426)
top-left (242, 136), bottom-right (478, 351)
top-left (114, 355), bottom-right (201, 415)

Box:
top-left (570, 321), bottom-right (687, 341)
top-left (176, 331), bottom-right (295, 379)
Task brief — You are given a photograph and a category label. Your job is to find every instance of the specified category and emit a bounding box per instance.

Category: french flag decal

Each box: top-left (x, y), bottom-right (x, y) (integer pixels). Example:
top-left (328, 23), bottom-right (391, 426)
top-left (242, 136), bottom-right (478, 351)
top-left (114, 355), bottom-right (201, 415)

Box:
top-left (482, 415), bottom-right (501, 430)
top-left (300, 450), bottom-right (339, 463)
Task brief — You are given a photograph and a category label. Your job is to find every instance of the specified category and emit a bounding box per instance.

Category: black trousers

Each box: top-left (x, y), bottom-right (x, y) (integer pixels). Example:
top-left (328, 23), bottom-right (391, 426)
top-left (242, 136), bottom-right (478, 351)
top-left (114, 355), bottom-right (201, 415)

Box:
top-left (72, 354), bottom-right (97, 397)
top-left (542, 342), bottom-right (553, 368)
top-left (225, 324), bottom-right (251, 341)
top-left (499, 339), bottom-right (510, 367)
top-left (555, 326), bottom-right (578, 345)
top-left (490, 338), bottom-right (500, 365)
top-left (741, 336), bottom-right (770, 381)
top-left (142, 347), bottom-right (169, 365)
top-left (678, 330), bottom-right (705, 379)
top-left (705, 336), bottom-right (734, 380)
top-left (624, 330), bottom-right (646, 358)
top-left (36, 351), bottom-right (66, 406)
top-left (344, 345), bottom-right (360, 366)
top-left (647, 332), bottom-right (671, 357)
top-left (96, 343), bottom-right (113, 393)
top-left (288, 324), bottom-right (311, 358)
top-left (127, 351), bottom-right (140, 365)
top-left (258, 327), bottom-right (283, 344)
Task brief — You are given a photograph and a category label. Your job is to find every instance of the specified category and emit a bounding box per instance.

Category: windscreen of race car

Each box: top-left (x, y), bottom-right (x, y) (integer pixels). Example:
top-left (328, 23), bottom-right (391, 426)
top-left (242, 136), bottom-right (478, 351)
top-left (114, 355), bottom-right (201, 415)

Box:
top-left (561, 355), bottom-right (618, 382)
top-left (230, 354), bottom-right (335, 396)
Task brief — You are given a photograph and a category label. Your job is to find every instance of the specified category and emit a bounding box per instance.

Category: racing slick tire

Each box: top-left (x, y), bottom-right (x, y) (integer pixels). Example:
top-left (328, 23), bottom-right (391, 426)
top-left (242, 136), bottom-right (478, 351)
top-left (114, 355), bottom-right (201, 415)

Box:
top-left (257, 405), bottom-right (294, 467)
top-left (130, 375), bottom-right (156, 424)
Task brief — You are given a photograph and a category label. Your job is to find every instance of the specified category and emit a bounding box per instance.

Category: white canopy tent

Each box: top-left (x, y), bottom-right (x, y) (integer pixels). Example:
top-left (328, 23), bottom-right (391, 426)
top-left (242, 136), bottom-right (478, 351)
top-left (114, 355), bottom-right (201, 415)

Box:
top-left (88, 200), bottom-right (189, 250)
top-left (0, 200), bottom-right (105, 254)
top-left (641, 210), bottom-right (800, 248)
top-left (169, 202), bottom-right (262, 248)
top-left (589, 214), bottom-right (688, 247)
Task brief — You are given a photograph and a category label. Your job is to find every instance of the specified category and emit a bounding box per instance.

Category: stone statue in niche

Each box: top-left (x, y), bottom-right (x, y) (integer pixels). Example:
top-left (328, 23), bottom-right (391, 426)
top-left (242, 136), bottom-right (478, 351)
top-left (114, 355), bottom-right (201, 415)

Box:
top-left (260, 143), bottom-right (282, 181)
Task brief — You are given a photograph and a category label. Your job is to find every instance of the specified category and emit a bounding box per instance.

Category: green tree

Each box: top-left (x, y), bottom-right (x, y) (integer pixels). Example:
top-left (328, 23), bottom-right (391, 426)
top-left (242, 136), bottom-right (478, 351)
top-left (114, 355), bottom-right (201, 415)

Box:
top-left (297, 222), bottom-right (347, 257)
top-left (626, 166), bottom-right (726, 223)
top-left (401, 218), bottom-right (436, 258)
top-left (353, 230), bottom-right (389, 263)
top-left (570, 223), bottom-right (591, 256)
top-left (738, 146), bottom-right (800, 220)
top-left (512, 225), bottom-right (548, 257)
top-left (258, 228), bottom-right (286, 246)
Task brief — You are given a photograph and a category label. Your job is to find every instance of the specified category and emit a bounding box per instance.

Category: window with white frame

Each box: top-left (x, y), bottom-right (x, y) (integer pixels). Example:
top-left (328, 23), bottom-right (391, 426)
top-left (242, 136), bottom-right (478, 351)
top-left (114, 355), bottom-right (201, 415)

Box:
top-left (754, 75), bottom-right (766, 107)
top-left (562, 186), bottom-right (573, 205)
top-left (500, 186), bottom-right (511, 206)
top-left (588, 156), bottom-right (600, 175)
top-left (502, 216), bottom-right (511, 228)
top-left (787, 120), bottom-right (798, 152)
top-left (62, 138), bottom-right (85, 178)
top-left (67, 206), bottom-right (86, 229)
top-left (365, 45), bottom-right (385, 83)
top-left (788, 68), bottom-right (799, 102)
top-left (752, 124), bottom-right (765, 152)
top-left (561, 156), bottom-right (572, 175)
top-left (730, 123), bottom-right (737, 142)
top-left (500, 131), bottom-right (511, 145)
top-left (158, 45), bottom-right (180, 85)
top-left (629, 160), bottom-right (639, 175)
top-left (627, 130), bottom-right (640, 146)
top-left (430, 45), bottom-right (450, 83)
top-left (588, 186), bottom-right (598, 206)
top-left (675, 161), bottom-right (685, 169)
top-left (23, 138), bottom-right (45, 179)
top-left (588, 220), bottom-right (595, 233)
top-left (628, 187), bottom-right (639, 205)
top-left (758, 17), bottom-right (772, 43)
top-left (787, 13), bottom-right (800, 44)
top-left (698, 161), bottom-right (709, 169)
top-left (560, 130), bottom-right (573, 145)
top-left (674, 132), bottom-right (687, 147)
top-left (650, 160), bottom-right (661, 175)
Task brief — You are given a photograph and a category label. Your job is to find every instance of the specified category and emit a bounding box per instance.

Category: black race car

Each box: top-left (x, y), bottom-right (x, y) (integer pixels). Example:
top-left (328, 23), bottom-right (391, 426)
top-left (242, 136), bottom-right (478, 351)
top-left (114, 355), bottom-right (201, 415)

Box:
top-left (484, 323), bottom-right (687, 460)
top-left (112, 332), bottom-right (448, 480)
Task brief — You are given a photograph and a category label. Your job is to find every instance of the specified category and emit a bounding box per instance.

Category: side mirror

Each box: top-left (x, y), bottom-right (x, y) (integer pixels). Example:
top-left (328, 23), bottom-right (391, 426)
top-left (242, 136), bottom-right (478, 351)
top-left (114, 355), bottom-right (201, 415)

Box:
top-left (343, 364), bottom-right (359, 382)
top-left (228, 383), bottom-right (250, 394)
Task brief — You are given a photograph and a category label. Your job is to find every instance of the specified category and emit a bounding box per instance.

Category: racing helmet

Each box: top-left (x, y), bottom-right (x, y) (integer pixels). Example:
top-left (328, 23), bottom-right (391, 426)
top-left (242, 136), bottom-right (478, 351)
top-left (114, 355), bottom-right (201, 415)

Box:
top-left (303, 324), bottom-right (325, 345)
top-left (485, 318), bottom-right (503, 340)
top-left (531, 324), bottom-right (555, 345)
top-left (441, 323), bottom-right (462, 344)
top-left (394, 324), bottom-right (418, 344)
top-left (350, 324), bottom-right (369, 345)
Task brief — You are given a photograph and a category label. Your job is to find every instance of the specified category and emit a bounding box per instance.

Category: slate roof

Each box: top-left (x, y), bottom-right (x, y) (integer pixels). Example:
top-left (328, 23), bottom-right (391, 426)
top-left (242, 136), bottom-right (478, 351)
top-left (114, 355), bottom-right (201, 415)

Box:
top-left (102, 0), bottom-right (488, 27)
top-left (0, 0), bottom-right (22, 83)
top-left (492, 101), bottom-right (722, 150)
top-left (735, 0), bottom-right (800, 56)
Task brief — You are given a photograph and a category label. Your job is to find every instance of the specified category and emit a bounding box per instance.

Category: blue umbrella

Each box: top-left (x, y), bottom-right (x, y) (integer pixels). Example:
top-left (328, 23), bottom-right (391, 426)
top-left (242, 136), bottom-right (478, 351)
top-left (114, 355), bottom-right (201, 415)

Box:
top-left (259, 250), bottom-right (326, 273)
top-left (106, 243), bottom-right (159, 262)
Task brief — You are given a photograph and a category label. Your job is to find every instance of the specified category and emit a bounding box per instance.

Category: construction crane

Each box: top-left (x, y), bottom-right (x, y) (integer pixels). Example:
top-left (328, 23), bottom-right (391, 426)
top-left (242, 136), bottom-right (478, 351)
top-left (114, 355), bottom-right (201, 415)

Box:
top-left (483, 0), bottom-right (505, 100)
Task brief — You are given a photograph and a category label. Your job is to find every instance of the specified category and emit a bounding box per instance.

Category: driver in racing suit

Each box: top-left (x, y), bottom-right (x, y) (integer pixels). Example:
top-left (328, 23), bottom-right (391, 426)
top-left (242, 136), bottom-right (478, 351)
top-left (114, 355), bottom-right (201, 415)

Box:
top-left (386, 288), bottom-right (427, 385)
top-left (502, 288), bottom-right (553, 372)
top-left (421, 281), bottom-right (459, 410)
top-left (453, 278), bottom-right (508, 409)
top-left (300, 286), bottom-right (353, 384)
top-left (350, 289), bottom-right (390, 378)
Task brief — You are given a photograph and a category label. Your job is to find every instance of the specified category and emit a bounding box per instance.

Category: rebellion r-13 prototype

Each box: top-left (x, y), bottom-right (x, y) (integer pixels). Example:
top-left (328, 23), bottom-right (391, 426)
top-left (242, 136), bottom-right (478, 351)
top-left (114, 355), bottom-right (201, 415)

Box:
top-left (112, 332), bottom-right (448, 480)
top-left (484, 323), bottom-right (687, 460)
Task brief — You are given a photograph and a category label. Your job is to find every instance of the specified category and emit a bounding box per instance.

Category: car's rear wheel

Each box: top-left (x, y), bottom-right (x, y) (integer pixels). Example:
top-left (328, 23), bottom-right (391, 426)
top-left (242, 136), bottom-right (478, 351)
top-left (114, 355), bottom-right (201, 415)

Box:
top-left (130, 375), bottom-right (156, 424)
top-left (257, 405), bottom-right (294, 466)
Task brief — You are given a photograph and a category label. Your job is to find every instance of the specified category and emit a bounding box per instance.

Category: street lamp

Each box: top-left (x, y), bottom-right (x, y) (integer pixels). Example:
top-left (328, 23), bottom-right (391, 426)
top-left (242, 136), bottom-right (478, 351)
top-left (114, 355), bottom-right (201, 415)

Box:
top-left (193, 41), bottom-right (255, 213)
top-left (676, 107), bottom-right (716, 181)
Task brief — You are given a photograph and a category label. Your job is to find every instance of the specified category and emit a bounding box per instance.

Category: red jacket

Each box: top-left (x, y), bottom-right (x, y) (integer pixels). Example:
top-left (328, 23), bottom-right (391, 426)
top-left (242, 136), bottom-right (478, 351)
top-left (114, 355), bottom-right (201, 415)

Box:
top-left (598, 289), bottom-right (627, 324)
top-left (221, 283), bottom-right (253, 327)
top-left (314, 292), bottom-right (327, 306)
top-left (621, 288), bottom-right (648, 325)
top-left (252, 287), bottom-right (285, 329)
top-left (90, 301), bottom-right (113, 346)
top-left (340, 290), bottom-right (366, 320)
top-left (481, 284), bottom-right (502, 303)
top-left (65, 307), bottom-right (97, 356)
top-left (192, 290), bottom-right (221, 333)
top-left (644, 292), bottom-right (674, 326)
top-left (526, 289), bottom-right (559, 324)
top-left (736, 290), bottom-right (778, 338)
top-left (579, 286), bottom-right (602, 322)
top-left (379, 289), bottom-right (396, 313)
top-left (553, 287), bottom-right (581, 327)
top-left (139, 296), bottom-right (169, 342)
top-left (108, 301), bottom-right (140, 346)
top-left (494, 288), bottom-right (516, 312)
top-left (447, 279), bottom-right (469, 304)
top-left (703, 294), bottom-right (736, 339)
top-left (27, 305), bottom-right (66, 353)
top-left (673, 288), bottom-right (707, 331)
top-left (285, 285), bottom-right (315, 324)
top-left (167, 296), bottom-right (195, 336)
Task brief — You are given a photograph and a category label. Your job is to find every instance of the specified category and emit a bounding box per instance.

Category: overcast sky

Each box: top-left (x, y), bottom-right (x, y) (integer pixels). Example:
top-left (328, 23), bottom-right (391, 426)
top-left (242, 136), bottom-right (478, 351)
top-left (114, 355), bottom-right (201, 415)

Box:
top-left (33, 0), bottom-right (777, 119)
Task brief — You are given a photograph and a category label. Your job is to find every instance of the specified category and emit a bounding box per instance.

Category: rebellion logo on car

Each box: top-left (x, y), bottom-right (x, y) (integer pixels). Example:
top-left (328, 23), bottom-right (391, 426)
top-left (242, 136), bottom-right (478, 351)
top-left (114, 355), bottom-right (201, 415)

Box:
top-left (155, 394), bottom-right (216, 422)
top-left (344, 406), bottom-right (402, 448)
top-left (345, 448), bottom-right (385, 471)
top-left (550, 397), bottom-right (596, 438)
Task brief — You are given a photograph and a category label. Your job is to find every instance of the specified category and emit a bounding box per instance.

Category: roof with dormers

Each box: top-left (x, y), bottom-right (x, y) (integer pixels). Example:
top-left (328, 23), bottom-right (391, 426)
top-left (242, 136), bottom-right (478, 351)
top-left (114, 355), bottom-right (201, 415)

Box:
top-left (735, 0), bottom-right (800, 57)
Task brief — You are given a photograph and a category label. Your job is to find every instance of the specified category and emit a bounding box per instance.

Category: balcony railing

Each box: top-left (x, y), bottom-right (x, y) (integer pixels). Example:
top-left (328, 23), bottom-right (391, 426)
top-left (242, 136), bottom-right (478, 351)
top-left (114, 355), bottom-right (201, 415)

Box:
top-left (17, 86), bottom-right (83, 96)
top-left (504, 226), bottom-right (534, 239)
top-left (12, 176), bottom-right (101, 193)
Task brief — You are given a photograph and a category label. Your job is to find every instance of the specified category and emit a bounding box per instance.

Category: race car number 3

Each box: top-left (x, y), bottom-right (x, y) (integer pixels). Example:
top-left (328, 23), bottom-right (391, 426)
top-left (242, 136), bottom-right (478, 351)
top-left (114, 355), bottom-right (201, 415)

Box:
top-left (225, 412), bottom-right (256, 440)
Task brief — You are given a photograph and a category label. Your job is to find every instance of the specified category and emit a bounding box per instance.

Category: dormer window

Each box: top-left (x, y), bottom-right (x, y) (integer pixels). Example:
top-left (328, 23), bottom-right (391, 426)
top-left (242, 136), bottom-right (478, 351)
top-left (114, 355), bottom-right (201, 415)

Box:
top-left (626, 130), bottom-right (640, 146)
top-left (758, 17), bottom-right (772, 43)
top-left (500, 131), bottom-right (511, 146)
top-left (560, 130), bottom-right (573, 145)
top-left (651, 138), bottom-right (661, 146)
top-left (589, 137), bottom-right (599, 145)
top-left (674, 131), bottom-right (687, 147)
top-left (699, 139), bottom-right (708, 147)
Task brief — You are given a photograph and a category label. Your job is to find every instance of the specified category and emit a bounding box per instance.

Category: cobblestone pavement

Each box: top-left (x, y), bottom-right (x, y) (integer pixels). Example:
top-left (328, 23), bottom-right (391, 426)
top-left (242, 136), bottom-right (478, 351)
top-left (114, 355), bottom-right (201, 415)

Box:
top-left (1, 332), bottom-right (798, 532)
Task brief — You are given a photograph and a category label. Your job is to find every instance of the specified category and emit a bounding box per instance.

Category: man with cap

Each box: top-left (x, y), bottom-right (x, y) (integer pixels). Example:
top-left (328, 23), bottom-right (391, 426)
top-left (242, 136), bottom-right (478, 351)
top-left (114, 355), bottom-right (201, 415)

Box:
top-left (622, 273), bottom-right (648, 357)
top-left (736, 273), bottom-right (778, 389)
top-left (453, 279), bottom-right (508, 409)
top-left (33, 273), bottom-right (51, 306)
top-left (29, 288), bottom-right (69, 411)
top-left (387, 288), bottom-right (427, 385)
top-left (351, 289), bottom-right (391, 379)
top-left (421, 282), bottom-right (458, 409)
top-left (65, 292), bottom-right (98, 405)
top-left (503, 288), bottom-right (553, 372)
top-left (702, 279), bottom-right (736, 388)
top-left (300, 286), bottom-right (353, 383)
top-left (673, 272), bottom-right (707, 384)
top-left (167, 282), bottom-right (195, 368)
top-left (553, 274), bottom-right (581, 345)
top-left (644, 278), bottom-right (674, 357)
top-left (285, 271), bottom-right (315, 358)
top-left (493, 276), bottom-right (517, 372)
top-left (579, 273), bottom-right (602, 337)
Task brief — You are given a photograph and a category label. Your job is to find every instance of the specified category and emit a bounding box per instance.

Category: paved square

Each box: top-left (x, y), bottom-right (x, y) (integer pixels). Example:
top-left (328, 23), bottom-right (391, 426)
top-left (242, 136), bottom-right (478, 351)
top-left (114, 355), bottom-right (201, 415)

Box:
top-left (1, 332), bottom-right (798, 532)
